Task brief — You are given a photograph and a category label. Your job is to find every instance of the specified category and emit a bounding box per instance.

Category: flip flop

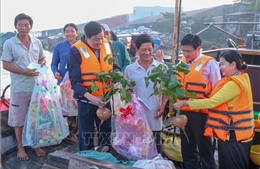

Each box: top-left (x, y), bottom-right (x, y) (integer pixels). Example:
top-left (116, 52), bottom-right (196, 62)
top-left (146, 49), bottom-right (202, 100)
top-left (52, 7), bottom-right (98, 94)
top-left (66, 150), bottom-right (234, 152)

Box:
top-left (61, 137), bottom-right (75, 145)
top-left (69, 133), bottom-right (78, 143)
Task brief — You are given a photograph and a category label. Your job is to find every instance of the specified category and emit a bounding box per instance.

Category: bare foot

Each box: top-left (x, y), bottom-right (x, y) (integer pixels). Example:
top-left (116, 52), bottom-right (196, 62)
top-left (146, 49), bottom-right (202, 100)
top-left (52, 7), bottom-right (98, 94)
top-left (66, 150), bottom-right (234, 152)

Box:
top-left (17, 145), bottom-right (29, 160)
top-left (33, 148), bottom-right (46, 157)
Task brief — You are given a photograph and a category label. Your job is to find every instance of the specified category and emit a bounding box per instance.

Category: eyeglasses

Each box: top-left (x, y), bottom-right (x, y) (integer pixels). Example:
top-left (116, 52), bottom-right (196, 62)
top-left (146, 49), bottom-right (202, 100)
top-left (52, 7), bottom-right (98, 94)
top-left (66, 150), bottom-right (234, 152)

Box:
top-left (181, 49), bottom-right (195, 54)
top-left (90, 37), bottom-right (104, 44)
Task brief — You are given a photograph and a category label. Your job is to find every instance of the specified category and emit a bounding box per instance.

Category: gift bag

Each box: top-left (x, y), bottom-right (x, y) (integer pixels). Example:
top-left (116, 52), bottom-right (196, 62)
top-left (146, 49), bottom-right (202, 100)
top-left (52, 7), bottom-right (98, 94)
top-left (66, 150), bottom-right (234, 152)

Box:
top-left (110, 82), bottom-right (126, 131)
top-left (22, 72), bottom-right (69, 148)
top-left (133, 154), bottom-right (176, 169)
top-left (110, 83), bottom-right (126, 115)
top-left (60, 72), bottom-right (78, 116)
top-left (112, 94), bottom-right (158, 161)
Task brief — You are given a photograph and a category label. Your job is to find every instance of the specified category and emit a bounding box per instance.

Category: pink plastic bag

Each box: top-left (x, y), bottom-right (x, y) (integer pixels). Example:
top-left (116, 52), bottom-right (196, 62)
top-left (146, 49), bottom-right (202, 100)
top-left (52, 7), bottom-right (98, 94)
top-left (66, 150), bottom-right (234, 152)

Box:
top-left (112, 94), bottom-right (158, 160)
top-left (60, 72), bottom-right (78, 116)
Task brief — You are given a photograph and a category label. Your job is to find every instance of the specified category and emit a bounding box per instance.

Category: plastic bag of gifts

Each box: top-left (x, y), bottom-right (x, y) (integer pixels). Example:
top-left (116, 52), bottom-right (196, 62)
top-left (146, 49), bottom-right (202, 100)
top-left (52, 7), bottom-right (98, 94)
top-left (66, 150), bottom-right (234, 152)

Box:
top-left (133, 154), bottom-right (176, 169)
top-left (22, 71), bottom-right (69, 148)
top-left (60, 72), bottom-right (78, 116)
top-left (110, 82), bottom-right (127, 131)
top-left (112, 94), bottom-right (158, 161)
top-left (111, 82), bottom-right (126, 115)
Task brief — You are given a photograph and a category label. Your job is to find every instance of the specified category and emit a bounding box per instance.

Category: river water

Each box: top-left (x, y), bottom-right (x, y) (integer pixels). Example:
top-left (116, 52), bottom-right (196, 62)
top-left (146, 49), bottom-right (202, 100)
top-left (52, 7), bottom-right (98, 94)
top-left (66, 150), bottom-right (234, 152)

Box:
top-left (0, 50), bottom-right (53, 98)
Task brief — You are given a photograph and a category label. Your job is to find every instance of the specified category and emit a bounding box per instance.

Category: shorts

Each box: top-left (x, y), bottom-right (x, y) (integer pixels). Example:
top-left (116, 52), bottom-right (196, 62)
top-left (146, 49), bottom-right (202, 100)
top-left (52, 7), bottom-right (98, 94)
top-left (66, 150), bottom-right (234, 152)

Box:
top-left (8, 92), bottom-right (32, 127)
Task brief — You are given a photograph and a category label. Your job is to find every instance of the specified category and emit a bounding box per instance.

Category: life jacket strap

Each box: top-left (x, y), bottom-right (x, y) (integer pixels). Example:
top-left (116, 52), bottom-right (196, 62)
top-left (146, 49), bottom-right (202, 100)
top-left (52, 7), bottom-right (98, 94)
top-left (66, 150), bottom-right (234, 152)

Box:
top-left (185, 82), bottom-right (206, 88)
top-left (206, 123), bottom-right (254, 131)
top-left (209, 109), bottom-right (252, 115)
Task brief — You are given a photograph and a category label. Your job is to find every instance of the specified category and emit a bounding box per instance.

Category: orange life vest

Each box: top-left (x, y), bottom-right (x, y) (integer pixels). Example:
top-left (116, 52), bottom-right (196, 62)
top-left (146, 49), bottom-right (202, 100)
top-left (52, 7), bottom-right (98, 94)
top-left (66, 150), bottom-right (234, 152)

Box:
top-left (178, 55), bottom-right (213, 114)
top-left (204, 73), bottom-right (254, 141)
top-left (73, 39), bottom-right (113, 97)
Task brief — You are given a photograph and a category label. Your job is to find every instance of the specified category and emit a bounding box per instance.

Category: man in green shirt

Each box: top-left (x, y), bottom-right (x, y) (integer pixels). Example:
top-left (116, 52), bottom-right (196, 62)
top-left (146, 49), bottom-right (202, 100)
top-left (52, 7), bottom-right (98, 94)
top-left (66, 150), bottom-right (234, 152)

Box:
top-left (101, 23), bottom-right (131, 72)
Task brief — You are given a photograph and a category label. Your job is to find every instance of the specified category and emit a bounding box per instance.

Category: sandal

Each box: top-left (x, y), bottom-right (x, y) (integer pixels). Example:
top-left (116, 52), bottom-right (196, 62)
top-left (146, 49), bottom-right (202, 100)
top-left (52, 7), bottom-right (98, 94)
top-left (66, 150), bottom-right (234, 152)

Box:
top-left (61, 138), bottom-right (75, 145)
top-left (69, 133), bottom-right (78, 142)
top-left (62, 133), bottom-right (77, 145)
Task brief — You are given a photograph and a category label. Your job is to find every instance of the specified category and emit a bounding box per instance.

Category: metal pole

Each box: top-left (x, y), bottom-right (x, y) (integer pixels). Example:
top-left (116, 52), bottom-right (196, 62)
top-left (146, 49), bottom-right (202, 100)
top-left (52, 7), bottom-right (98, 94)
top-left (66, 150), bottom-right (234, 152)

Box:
top-left (212, 25), bottom-right (240, 40)
top-left (196, 25), bottom-right (212, 35)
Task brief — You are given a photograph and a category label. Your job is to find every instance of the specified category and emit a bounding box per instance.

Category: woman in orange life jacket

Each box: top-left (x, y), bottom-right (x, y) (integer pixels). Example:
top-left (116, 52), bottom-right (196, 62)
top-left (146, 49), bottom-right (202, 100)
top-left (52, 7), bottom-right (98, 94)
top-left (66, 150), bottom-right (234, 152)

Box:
top-left (173, 50), bottom-right (254, 169)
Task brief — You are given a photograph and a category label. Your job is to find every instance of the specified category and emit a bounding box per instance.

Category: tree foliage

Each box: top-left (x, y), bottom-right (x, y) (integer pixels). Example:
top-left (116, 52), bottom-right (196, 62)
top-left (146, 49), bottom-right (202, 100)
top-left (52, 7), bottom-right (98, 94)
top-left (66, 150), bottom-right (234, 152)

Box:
top-left (189, 14), bottom-right (226, 48)
top-left (233, 0), bottom-right (260, 11)
top-left (151, 12), bottom-right (192, 38)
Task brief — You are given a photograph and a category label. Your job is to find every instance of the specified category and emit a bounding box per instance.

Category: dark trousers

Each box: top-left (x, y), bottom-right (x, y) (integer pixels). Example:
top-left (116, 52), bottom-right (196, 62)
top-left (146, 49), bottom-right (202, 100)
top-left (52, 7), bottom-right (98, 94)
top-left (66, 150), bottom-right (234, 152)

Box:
top-left (180, 111), bottom-right (216, 169)
top-left (153, 131), bottom-right (162, 154)
top-left (77, 101), bottom-right (111, 151)
top-left (218, 131), bottom-right (252, 169)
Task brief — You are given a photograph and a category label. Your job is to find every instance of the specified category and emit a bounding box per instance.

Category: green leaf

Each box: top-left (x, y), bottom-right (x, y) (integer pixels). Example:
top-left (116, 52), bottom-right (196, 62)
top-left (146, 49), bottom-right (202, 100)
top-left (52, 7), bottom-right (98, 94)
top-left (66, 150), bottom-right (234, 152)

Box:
top-left (129, 81), bottom-right (136, 87)
top-left (176, 61), bottom-right (190, 74)
top-left (185, 91), bottom-right (197, 98)
top-left (108, 57), bottom-right (116, 64)
top-left (178, 60), bottom-right (189, 69)
top-left (90, 81), bottom-right (99, 92)
top-left (167, 79), bottom-right (179, 89)
top-left (175, 88), bottom-right (185, 98)
top-left (120, 89), bottom-right (126, 99)
top-left (124, 93), bottom-right (132, 102)
top-left (102, 83), bottom-right (110, 89)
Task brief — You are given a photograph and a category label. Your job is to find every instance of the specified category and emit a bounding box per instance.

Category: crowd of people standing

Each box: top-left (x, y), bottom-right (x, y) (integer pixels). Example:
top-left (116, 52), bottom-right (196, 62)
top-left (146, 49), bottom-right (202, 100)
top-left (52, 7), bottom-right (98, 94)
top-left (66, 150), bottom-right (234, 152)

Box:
top-left (1, 12), bottom-right (256, 169)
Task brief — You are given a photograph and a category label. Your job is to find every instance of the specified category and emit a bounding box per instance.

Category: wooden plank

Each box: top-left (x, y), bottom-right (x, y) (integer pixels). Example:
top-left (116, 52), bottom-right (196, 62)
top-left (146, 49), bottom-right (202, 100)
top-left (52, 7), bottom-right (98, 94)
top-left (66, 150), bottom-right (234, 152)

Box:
top-left (48, 150), bottom-right (71, 166)
top-left (237, 48), bottom-right (260, 56)
top-left (42, 163), bottom-right (61, 169)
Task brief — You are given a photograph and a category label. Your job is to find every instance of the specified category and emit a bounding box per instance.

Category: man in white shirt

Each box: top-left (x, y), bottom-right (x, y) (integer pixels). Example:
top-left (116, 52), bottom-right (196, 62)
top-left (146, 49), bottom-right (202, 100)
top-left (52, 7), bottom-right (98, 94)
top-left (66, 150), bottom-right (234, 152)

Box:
top-left (124, 34), bottom-right (168, 153)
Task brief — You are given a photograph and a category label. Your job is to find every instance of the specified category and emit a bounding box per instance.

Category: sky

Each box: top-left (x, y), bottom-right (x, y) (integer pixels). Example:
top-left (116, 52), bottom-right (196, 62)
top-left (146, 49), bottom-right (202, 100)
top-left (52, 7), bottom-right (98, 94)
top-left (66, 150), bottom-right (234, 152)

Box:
top-left (1, 0), bottom-right (234, 32)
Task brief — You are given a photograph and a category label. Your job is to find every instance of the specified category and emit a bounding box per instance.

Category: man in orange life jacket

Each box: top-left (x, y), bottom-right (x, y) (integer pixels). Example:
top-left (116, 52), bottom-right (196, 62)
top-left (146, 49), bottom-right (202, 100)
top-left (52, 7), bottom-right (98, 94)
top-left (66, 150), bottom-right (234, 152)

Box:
top-left (176, 34), bottom-right (221, 169)
top-left (67, 21), bottom-right (113, 151)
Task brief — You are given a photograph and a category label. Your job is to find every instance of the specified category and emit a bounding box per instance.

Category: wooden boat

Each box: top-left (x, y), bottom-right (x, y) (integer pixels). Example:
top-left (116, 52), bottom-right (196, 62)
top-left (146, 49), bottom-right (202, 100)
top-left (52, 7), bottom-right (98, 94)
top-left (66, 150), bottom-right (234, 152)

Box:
top-left (0, 84), bottom-right (141, 169)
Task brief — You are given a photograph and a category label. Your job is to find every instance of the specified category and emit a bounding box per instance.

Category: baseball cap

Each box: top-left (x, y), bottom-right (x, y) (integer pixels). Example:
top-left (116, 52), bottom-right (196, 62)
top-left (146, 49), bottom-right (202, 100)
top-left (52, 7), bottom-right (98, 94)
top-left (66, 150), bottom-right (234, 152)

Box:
top-left (101, 23), bottom-right (110, 32)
